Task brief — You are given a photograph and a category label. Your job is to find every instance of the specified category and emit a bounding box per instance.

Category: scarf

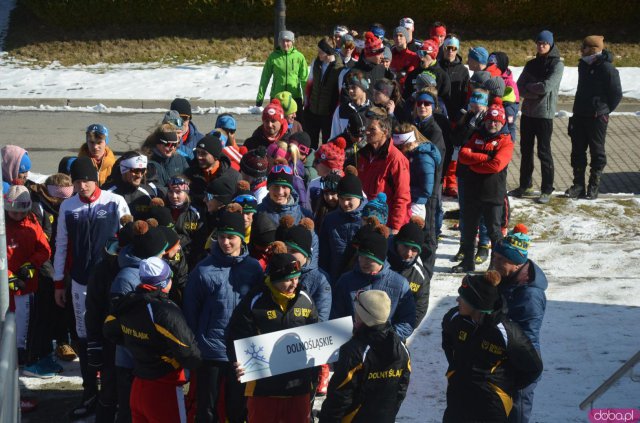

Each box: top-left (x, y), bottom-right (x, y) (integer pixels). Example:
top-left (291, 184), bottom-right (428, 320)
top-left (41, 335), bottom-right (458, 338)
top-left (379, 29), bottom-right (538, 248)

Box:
top-left (265, 276), bottom-right (295, 312)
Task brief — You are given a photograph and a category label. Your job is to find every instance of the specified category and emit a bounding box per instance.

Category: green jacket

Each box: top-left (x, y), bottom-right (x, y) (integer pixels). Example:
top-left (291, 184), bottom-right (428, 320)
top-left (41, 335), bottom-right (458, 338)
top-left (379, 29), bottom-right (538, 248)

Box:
top-left (257, 47), bottom-right (309, 104)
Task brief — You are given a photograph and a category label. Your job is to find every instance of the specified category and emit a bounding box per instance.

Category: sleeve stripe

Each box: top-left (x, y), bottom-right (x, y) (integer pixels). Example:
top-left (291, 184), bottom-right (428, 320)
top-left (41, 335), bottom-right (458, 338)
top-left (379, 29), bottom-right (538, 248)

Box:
top-left (155, 324), bottom-right (188, 347)
top-left (337, 363), bottom-right (363, 389)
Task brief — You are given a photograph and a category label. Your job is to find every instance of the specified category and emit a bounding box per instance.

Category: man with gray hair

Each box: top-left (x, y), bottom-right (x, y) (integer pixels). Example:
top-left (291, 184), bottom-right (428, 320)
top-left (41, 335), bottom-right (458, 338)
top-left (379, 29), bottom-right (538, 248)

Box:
top-left (256, 30), bottom-right (309, 117)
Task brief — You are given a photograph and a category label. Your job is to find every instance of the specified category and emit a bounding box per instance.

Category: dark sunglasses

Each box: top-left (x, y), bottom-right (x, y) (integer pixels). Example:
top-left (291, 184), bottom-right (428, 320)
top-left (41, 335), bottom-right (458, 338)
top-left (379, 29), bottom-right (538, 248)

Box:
top-left (179, 114), bottom-right (190, 121)
top-left (271, 164), bottom-right (293, 175)
top-left (128, 168), bottom-right (146, 174)
top-left (446, 46), bottom-right (458, 51)
top-left (416, 100), bottom-right (433, 107)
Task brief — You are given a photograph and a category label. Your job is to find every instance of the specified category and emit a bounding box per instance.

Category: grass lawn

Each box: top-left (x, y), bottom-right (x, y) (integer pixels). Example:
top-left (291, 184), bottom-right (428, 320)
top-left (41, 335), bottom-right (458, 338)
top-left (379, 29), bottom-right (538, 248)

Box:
top-left (5, 6), bottom-right (640, 67)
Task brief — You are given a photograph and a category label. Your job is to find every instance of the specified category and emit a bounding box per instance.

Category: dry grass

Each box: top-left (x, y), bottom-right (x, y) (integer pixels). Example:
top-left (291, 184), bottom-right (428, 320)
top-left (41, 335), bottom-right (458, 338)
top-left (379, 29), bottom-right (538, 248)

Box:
top-left (7, 35), bottom-right (640, 67)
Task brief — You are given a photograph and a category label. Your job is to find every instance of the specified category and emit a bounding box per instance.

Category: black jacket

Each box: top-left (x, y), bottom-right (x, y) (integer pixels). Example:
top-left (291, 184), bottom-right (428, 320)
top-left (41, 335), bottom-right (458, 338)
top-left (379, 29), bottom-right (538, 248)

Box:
top-left (439, 54), bottom-right (470, 120)
top-left (319, 323), bottom-right (411, 423)
top-left (86, 251), bottom-right (121, 345)
top-left (404, 63), bottom-right (451, 102)
top-left (441, 302), bottom-right (543, 422)
top-left (308, 57), bottom-right (344, 116)
top-left (387, 240), bottom-right (430, 328)
top-left (227, 282), bottom-right (318, 397)
top-left (184, 156), bottom-right (241, 206)
top-left (104, 286), bottom-right (201, 381)
top-left (103, 181), bottom-right (160, 220)
top-left (573, 50), bottom-right (622, 117)
top-left (340, 58), bottom-right (392, 104)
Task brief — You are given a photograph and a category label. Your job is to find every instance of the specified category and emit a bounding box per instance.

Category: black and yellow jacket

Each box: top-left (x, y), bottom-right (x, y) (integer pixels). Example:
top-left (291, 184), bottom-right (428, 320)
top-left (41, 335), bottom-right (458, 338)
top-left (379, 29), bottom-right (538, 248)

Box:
top-left (441, 302), bottom-right (543, 422)
top-left (227, 279), bottom-right (318, 397)
top-left (319, 322), bottom-right (411, 423)
top-left (103, 285), bottom-right (201, 383)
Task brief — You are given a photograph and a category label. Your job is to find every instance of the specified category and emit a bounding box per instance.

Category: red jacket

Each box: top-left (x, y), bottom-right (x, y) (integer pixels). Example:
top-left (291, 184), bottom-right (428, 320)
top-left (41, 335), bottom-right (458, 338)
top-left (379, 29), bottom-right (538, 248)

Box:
top-left (357, 140), bottom-right (411, 231)
top-left (458, 130), bottom-right (513, 174)
top-left (5, 212), bottom-right (51, 309)
top-left (391, 47), bottom-right (419, 87)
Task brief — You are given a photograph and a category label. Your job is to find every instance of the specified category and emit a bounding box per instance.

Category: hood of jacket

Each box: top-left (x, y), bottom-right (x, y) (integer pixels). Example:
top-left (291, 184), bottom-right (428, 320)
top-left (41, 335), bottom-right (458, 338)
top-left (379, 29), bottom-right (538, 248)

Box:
top-left (117, 244), bottom-right (143, 269)
top-left (503, 86), bottom-right (517, 103)
top-left (413, 141), bottom-right (440, 162)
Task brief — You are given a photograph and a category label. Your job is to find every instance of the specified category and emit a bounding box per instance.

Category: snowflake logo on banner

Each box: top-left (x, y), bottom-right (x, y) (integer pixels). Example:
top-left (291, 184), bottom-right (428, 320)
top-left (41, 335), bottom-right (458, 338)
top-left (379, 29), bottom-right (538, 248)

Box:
top-left (242, 343), bottom-right (270, 374)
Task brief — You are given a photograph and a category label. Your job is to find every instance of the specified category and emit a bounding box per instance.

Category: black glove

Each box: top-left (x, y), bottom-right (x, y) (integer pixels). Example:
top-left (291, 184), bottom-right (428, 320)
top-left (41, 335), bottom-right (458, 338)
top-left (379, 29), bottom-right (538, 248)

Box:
top-left (8, 275), bottom-right (26, 291)
top-left (16, 263), bottom-right (35, 281)
top-left (486, 150), bottom-right (497, 159)
top-left (87, 341), bottom-right (103, 370)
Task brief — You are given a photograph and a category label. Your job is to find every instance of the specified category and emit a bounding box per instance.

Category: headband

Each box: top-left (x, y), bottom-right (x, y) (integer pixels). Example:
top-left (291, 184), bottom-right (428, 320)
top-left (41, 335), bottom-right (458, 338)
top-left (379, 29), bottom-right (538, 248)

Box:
top-left (46, 185), bottom-right (74, 199)
top-left (119, 155), bottom-right (147, 174)
top-left (392, 132), bottom-right (416, 146)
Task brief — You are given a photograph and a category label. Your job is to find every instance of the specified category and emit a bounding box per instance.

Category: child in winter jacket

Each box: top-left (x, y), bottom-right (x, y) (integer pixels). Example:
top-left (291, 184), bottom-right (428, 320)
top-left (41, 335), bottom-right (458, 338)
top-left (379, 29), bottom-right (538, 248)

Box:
top-left (229, 246), bottom-right (318, 423)
top-left (4, 185), bottom-right (52, 368)
top-left (392, 123), bottom-right (442, 220)
top-left (320, 290), bottom-right (411, 423)
top-left (387, 216), bottom-right (431, 328)
top-left (319, 167), bottom-right (365, 283)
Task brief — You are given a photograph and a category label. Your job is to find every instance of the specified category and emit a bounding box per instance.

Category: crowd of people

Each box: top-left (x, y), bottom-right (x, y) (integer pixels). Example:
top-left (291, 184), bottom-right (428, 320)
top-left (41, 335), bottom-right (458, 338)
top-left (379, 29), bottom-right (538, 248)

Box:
top-left (1, 16), bottom-right (624, 423)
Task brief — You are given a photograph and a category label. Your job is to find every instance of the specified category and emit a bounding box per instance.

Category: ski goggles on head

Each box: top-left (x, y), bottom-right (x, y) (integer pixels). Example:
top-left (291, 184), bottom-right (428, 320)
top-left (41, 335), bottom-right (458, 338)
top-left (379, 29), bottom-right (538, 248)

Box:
top-left (159, 138), bottom-right (179, 147)
top-left (233, 194), bottom-right (258, 213)
top-left (168, 177), bottom-right (189, 192)
top-left (274, 259), bottom-right (301, 275)
top-left (296, 143), bottom-right (311, 156)
top-left (270, 164), bottom-right (293, 175)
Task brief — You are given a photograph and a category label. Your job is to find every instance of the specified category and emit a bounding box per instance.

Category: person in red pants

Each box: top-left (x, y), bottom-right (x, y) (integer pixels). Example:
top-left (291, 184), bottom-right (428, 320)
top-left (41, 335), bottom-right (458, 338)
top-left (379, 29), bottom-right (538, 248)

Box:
top-left (104, 257), bottom-right (201, 422)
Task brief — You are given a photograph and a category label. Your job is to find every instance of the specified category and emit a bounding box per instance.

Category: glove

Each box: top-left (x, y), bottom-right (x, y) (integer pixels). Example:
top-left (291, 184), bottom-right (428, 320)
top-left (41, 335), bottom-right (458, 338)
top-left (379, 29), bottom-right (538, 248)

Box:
top-left (486, 150), bottom-right (497, 159)
top-left (256, 100), bottom-right (263, 107)
top-left (8, 275), bottom-right (26, 291)
top-left (87, 341), bottom-right (103, 370)
top-left (16, 263), bottom-right (36, 281)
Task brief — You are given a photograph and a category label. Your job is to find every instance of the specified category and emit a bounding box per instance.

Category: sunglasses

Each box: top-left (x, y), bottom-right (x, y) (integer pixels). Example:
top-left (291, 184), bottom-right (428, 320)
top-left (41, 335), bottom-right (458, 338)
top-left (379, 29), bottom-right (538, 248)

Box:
top-left (179, 114), bottom-right (190, 121)
top-left (271, 164), bottom-right (293, 175)
top-left (417, 50), bottom-right (432, 58)
top-left (128, 168), bottom-right (146, 174)
top-left (446, 46), bottom-right (458, 51)
top-left (166, 117), bottom-right (184, 128)
top-left (416, 100), bottom-right (433, 107)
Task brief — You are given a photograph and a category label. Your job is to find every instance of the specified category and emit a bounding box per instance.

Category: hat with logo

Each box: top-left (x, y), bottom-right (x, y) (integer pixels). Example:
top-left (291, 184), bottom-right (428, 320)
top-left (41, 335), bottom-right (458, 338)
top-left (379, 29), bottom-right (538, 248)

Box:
top-left (493, 224), bottom-right (530, 265)
top-left (484, 98), bottom-right (506, 125)
top-left (139, 256), bottom-right (172, 289)
top-left (216, 207), bottom-right (246, 240)
top-left (315, 137), bottom-right (346, 172)
top-left (468, 46), bottom-right (489, 65)
top-left (268, 251), bottom-right (302, 283)
top-left (196, 134), bottom-right (223, 159)
top-left (70, 156), bottom-right (98, 183)
top-left (86, 124), bottom-right (109, 144)
top-left (240, 146), bottom-right (270, 178)
top-left (170, 98), bottom-right (192, 119)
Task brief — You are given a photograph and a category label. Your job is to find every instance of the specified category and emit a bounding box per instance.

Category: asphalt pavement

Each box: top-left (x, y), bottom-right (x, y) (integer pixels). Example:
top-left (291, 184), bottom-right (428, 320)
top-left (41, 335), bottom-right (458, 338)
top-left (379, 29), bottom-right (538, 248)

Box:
top-left (1, 107), bottom-right (638, 194)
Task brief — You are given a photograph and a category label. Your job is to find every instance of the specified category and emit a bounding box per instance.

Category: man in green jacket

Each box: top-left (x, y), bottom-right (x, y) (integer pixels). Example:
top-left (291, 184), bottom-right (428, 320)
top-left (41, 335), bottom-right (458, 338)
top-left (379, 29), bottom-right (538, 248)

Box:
top-left (256, 30), bottom-right (309, 117)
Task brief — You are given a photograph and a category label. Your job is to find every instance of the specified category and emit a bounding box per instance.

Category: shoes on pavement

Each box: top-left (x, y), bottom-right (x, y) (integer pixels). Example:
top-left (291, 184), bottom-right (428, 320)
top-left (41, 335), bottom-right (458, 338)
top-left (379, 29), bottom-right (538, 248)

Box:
top-left (508, 187), bottom-right (534, 198)
top-left (56, 343), bottom-right (78, 362)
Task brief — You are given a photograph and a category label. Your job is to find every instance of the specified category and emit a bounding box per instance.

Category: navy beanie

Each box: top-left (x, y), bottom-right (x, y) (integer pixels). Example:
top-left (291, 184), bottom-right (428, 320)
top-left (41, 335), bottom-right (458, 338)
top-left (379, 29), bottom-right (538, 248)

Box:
top-left (536, 30), bottom-right (554, 45)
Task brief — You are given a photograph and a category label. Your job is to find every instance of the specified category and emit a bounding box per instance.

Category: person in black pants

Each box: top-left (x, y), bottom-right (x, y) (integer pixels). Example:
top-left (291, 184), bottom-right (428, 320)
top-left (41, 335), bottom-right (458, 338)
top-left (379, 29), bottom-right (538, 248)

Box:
top-left (566, 35), bottom-right (622, 200)
top-left (515, 30), bottom-right (565, 204)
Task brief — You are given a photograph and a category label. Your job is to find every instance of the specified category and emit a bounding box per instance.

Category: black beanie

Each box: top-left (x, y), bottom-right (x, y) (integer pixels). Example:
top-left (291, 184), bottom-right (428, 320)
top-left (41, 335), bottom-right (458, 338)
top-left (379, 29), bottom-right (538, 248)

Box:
top-left (357, 227), bottom-right (388, 265)
top-left (170, 98), bottom-right (192, 119)
top-left (206, 177), bottom-right (236, 205)
top-left (216, 210), bottom-right (246, 240)
top-left (148, 206), bottom-right (173, 227)
top-left (250, 213), bottom-right (278, 247)
top-left (268, 253), bottom-right (302, 283)
top-left (395, 221), bottom-right (424, 253)
top-left (70, 157), bottom-right (98, 183)
top-left (158, 225), bottom-right (180, 250)
top-left (118, 221), bottom-right (135, 247)
top-left (267, 164), bottom-right (294, 191)
top-left (132, 221), bottom-right (169, 259)
top-left (284, 225), bottom-right (312, 258)
top-left (318, 38), bottom-right (334, 55)
top-left (195, 134), bottom-right (223, 159)
top-left (337, 173), bottom-right (363, 198)
top-left (289, 131), bottom-right (312, 150)
top-left (458, 271), bottom-right (501, 313)
top-left (58, 156), bottom-right (77, 175)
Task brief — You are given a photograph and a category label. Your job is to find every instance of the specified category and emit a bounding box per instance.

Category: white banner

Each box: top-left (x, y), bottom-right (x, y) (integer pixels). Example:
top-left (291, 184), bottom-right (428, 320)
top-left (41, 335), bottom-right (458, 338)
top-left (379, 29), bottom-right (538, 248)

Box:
top-left (234, 317), bottom-right (354, 383)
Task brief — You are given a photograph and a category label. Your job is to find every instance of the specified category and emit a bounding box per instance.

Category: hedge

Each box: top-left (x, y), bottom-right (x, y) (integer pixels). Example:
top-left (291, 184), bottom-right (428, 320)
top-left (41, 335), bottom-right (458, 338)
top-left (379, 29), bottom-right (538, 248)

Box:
top-left (20, 0), bottom-right (640, 33)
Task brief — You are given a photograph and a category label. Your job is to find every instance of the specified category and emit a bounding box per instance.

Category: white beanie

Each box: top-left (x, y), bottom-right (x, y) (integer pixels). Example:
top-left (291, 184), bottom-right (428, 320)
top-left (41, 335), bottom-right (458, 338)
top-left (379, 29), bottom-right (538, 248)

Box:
top-left (4, 185), bottom-right (32, 212)
top-left (355, 290), bottom-right (391, 327)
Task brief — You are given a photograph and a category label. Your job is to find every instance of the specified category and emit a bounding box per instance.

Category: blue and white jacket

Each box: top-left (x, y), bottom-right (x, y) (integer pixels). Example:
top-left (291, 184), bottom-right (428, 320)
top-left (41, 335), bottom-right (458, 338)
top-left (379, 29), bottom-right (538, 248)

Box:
top-left (331, 261), bottom-right (416, 340)
top-left (54, 189), bottom-right (129, 285)
top-left (183, 243), bottom-right (264, 361)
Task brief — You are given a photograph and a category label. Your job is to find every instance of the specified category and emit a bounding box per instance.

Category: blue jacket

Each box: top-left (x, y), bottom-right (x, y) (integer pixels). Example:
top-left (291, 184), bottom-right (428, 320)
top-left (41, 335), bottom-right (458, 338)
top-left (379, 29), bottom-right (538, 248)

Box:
top-left (498, 260), bottom-right (548, 350)
top-left (177, 121), bottom-right (205, 160)
top-left (408, 142), bottom-right (441, 204)
top-left (147, 149), bottom-right (189, 188)
top-left (300, 260), bottom-right (332, 322)
top-left (183, 243), bottom-right (263, 361)
top-left (331, 261), bottom-right (416, 340)
top-left (318, 204), bottom-right (364, 283)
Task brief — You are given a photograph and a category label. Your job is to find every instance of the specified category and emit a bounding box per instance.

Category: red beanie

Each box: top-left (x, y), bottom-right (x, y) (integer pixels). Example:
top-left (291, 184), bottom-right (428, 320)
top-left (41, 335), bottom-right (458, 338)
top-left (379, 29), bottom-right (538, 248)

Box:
top-left (315, 137), bottom-right (347, 172)
top-left (420, 39), bottom-right (439, 60)
top-left (263, 98), bottom-right (285, 122)
top-left (364, 31), bottom-right (384, 57)
top-left (484, 98), bottom-right (506, 125)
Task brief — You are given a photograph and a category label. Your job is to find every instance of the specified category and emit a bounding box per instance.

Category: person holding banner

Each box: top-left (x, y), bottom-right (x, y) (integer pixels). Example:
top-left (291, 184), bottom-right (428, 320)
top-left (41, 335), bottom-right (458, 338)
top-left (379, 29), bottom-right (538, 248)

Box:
top-left (228, 243), bottom-right (318, 423)
top-left (319, 290), bottom-right (411, 423)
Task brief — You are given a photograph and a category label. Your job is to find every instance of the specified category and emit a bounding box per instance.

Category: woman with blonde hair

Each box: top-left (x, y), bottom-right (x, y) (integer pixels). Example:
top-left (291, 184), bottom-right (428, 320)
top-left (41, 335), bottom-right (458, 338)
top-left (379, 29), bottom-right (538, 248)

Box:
top-left (266, 141), bottom-right (310, 210)
top-left (142, 123), bottom-right (189, 187)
